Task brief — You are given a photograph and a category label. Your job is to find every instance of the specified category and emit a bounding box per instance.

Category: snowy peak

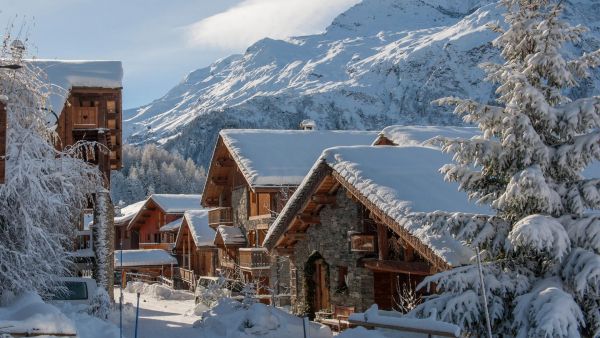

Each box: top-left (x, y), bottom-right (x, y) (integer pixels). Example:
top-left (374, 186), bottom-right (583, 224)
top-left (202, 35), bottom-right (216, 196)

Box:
top-left (123, 0), bottom-right (600, 168)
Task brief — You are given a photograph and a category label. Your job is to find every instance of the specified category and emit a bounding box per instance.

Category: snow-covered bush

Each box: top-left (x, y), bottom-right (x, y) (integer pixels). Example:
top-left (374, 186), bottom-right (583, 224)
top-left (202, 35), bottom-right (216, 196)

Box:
top-left (0, 36), bottom-right (101, 296)
top-left (412, 0), bottom-right (600, 336)
top-left (88, 287), bottom-right (111, 320)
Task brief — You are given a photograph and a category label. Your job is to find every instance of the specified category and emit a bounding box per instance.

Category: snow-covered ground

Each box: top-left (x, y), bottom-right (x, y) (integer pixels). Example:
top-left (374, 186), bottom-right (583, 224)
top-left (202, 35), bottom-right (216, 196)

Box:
top-left (114, 284), bottom-right (199, 338)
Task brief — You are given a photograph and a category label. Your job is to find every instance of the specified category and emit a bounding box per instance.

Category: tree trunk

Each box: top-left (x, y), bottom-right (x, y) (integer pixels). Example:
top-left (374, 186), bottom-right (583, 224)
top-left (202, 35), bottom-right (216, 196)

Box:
top-left (93, 188), bottom-right (115, 299)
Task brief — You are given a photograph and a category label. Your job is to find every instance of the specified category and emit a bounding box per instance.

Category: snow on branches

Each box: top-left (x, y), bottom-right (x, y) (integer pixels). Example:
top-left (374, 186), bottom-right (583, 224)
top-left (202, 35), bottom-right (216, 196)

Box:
top-left (0, 36), bottom-right (101, 296)
top-left (414, 0), bottom-right (600, 336)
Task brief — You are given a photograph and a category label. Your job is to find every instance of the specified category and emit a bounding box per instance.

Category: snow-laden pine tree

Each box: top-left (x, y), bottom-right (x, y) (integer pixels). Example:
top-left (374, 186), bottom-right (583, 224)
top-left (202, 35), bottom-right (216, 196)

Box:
top-left (0, 36), bottom-right (101, 297)
top-left (411, 0), bottom-right (600, 336)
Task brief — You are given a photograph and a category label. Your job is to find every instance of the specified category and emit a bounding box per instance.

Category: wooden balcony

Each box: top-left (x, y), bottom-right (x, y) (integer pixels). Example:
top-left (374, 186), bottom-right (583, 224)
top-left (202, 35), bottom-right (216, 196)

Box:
top-left (219, 249), bottom-right (236, 269)
top-left (73, 106), bottom-right (98, 129)
top-left (209, 207), bottom-right (233, 228)
top-left (350, 233), bottom-right (376, 253)
top-left (139, 242), bottom-right (174, 251)
top-left (239, 248), bottom-right (270, 270)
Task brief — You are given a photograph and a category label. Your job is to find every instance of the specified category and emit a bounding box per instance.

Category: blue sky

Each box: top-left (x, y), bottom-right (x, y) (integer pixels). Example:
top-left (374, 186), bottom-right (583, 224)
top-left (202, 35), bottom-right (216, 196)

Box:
top-left (0, 0), bottom-right (359, 109)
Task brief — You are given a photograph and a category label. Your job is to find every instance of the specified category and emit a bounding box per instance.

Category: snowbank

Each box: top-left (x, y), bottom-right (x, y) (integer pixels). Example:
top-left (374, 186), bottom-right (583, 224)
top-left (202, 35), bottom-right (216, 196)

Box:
top-left (0, 293), bottom-right (76, 336)
top-left (194, 298), bottom-right (332, 338)
top-left (0, 292), bottom-right (120, 338)
top-left (124, 281), bottom-right (194, 301)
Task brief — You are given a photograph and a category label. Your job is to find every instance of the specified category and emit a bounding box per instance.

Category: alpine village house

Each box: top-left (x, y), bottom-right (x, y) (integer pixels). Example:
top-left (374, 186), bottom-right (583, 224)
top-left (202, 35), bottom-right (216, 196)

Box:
top-left (200, 127), bottom-right (379, 303)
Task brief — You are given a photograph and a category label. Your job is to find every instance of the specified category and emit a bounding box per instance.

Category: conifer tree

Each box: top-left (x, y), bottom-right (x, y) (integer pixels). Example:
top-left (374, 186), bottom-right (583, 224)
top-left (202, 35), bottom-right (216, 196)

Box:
top-left (413, 1), bottom-right (600, 336)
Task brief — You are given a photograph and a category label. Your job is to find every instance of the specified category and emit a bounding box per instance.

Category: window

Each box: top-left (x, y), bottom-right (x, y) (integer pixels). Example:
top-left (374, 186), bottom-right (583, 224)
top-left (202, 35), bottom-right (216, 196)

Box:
top-left (107, 100), bottom-right (116, 114)
top-left (337, 266), bottom-right (348, 290)
top-left (146, 234), bottom-right (151, 242)
top-left (154, 233), bottom-right (160, 243)
top-left (51, 281), bottom-right (88, 301)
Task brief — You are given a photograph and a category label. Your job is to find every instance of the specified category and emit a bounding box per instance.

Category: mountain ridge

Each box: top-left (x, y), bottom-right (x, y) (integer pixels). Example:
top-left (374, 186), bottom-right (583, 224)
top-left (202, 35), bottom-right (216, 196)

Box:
top-left (123, 0), bottom-right (600, 167)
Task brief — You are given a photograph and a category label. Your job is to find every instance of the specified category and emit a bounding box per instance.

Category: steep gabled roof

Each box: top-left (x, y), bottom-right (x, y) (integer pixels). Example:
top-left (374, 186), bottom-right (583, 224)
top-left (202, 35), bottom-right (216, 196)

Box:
top-left (28, 60), bottom-right (123, 120)
top-left (149, 194), bottom-right (202, 213)
top-left (159, 218), bottom-right (182, 233)
top-left (202, 129), bottom-right (377, 206)
top-left (264, 145), bottom-right (491, 269)
top-left (114, 200), bottom-right (146, 226)
top-left (221, 129), bottom-right (378, 187)
top-left (114, 249), bottom-right (177, 267)
top-left (175, 209), bottom-right (216, 248)
top-left (214, 225), bottom-right (246, 246)
top-left (128, 194), bottom-right (202, 231)
top-left (373, 125), bottom-right (480, 146)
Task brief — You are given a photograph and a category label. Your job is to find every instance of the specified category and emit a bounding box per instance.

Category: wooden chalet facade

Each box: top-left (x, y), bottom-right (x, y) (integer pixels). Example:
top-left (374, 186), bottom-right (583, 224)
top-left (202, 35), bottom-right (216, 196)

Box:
top-left (173, 210), bottom-right (218, 289)
top-left (201, 129), bottom-right (378, 301)
top-left (127, 194), bottom-right (202, 251)
top-left (33, 60), bottom-right (124, 186)
top-left (114, 200), bottom-right (145, 250)
top-left (263, 145), bottom-right (489, 317)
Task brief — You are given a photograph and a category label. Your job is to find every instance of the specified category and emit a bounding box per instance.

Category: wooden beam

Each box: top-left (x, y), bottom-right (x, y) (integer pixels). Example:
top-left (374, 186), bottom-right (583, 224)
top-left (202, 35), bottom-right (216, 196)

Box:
top-left (377, 223), bottom-right (388, 260)
top-left (275, 247), bottom-right (294, 256)
top-left (311, 194), bottom-right (336, 205)
top-left (363, 259), bottom-right (432, 275)
top-left (285, 232), bottom-right (307, 241)
top-left (216, 158), bottom-right (235, 167)
top-left (404, 246), bottom-right (415, 262)
top-left (296, 213), bottom-right (320, 225)
top-left (211, 176), bottom-right (228, 186)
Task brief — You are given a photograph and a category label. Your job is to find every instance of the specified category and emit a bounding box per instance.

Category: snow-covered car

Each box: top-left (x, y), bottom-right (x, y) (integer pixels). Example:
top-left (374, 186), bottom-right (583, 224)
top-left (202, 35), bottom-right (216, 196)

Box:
top-left (49, 277), bottom-right (98, 305)
top-left (194, 276), bottom-right (244, 305)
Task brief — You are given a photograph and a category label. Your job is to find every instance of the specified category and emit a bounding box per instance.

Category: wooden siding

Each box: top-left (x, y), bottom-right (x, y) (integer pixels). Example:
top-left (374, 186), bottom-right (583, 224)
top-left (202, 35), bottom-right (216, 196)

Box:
top-left (54, 87), bottom-right (122, 185)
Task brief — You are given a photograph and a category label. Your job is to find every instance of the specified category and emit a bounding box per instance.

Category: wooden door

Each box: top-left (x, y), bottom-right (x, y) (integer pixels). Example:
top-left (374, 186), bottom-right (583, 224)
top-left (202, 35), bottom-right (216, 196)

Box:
top-left (313, 259), bottom-right (330, 311)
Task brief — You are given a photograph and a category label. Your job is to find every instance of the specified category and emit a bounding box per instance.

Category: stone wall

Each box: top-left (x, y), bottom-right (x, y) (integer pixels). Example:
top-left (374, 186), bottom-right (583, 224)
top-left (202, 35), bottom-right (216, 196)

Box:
top-left (231, 186), bottom-right (248, 231)
top-left (290, 188), bottom-right (374, 314)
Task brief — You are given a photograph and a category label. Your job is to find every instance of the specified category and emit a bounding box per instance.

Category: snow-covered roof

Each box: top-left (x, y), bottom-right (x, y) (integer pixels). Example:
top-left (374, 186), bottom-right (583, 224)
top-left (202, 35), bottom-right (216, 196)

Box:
top-left (375, 125), bottom-right (480, 146)
top-left (265, 145), bottom-right (491, 267)
top-left (150, 194), bottom-right (202, 213)
top-left (114, 249), bottom-right (177, 267)
top-left (219, 129), bottom-right (378, 188)
top-left (215, 225), bottom-right (246, 246)
top-left (177, 209), bottom-right (216, 247)
top-left (27, 60), bottom-right (123, 120)
top-left (159, 218), bottom-right (182, 233)
top-left (115, 200), bottom-right (146, 225)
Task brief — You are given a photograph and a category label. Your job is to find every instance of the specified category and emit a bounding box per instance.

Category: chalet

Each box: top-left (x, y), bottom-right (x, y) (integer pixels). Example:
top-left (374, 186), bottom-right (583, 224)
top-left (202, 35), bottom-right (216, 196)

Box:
top-left (263, 145), bottom-right (490, 317)
top-left (114, 200), bottom-right (145, 250)
top-left (201, 129), bottom-right (378, 300)
top-left (32, 60), bottom-right (124, 185)
top-left (115, 249), bottom-right (178, 286)
top-left (173, 210), bottom-right (218, 288)
top-left (127, 194), bottom-right (202, 250)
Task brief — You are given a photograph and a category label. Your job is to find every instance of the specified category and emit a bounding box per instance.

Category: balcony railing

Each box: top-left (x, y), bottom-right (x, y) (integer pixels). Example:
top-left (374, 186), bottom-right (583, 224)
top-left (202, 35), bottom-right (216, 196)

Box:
top-left (239, 248), bottom-right (270, 270)
top-left (219, 249), bottom-right (236, 269)
top-left (350, 234), bottom-right (376, 253)
top-left (73, 106), bottom-right (98, 129)
top-left (139, 242), bottom-right (174, 251)
top-left (209, 207), bottom-right (233, 227)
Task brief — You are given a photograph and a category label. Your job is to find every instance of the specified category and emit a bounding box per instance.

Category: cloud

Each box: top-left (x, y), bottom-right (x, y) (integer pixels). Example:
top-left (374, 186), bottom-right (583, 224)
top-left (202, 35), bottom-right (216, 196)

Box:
top-left (185, 0), bottom-right (360, 51)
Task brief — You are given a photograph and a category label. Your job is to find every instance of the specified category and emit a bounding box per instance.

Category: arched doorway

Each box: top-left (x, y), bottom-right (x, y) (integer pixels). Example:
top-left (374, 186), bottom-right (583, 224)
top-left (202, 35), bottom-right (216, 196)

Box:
top-left (305, 252), bottom-right (330, 316)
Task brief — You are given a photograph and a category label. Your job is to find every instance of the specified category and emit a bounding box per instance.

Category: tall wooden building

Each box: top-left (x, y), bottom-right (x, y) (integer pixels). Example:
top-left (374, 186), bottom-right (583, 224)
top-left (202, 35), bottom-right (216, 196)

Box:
top-left (33, 60), bottom-right (124, 185)
top-left (264, 145), bottom-right (490, 316)
top-left (201, 129), bottom-right (378, 302)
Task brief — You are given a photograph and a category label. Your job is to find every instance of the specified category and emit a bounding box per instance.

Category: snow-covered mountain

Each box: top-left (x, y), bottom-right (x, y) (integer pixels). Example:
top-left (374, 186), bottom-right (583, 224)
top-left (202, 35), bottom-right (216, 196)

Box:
top-left (124, 0), bottom-right (600, 166)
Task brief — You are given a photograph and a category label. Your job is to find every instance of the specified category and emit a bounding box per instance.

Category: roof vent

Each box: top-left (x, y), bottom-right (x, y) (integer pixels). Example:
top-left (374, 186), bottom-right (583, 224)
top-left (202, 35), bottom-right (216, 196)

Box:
top-left (300, 119), bottom-right (317, 130)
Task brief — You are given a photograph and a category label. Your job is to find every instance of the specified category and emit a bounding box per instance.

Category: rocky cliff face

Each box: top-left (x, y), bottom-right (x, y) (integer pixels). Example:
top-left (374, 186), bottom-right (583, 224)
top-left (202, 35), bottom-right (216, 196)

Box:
top-left (124, 0), bottom-right (600, 166)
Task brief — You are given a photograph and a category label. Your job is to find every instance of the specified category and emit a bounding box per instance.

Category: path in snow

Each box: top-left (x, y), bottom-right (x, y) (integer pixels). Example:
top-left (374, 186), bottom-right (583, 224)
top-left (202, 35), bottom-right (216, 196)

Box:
top-left (114, 287), bottom-right (199, 338)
